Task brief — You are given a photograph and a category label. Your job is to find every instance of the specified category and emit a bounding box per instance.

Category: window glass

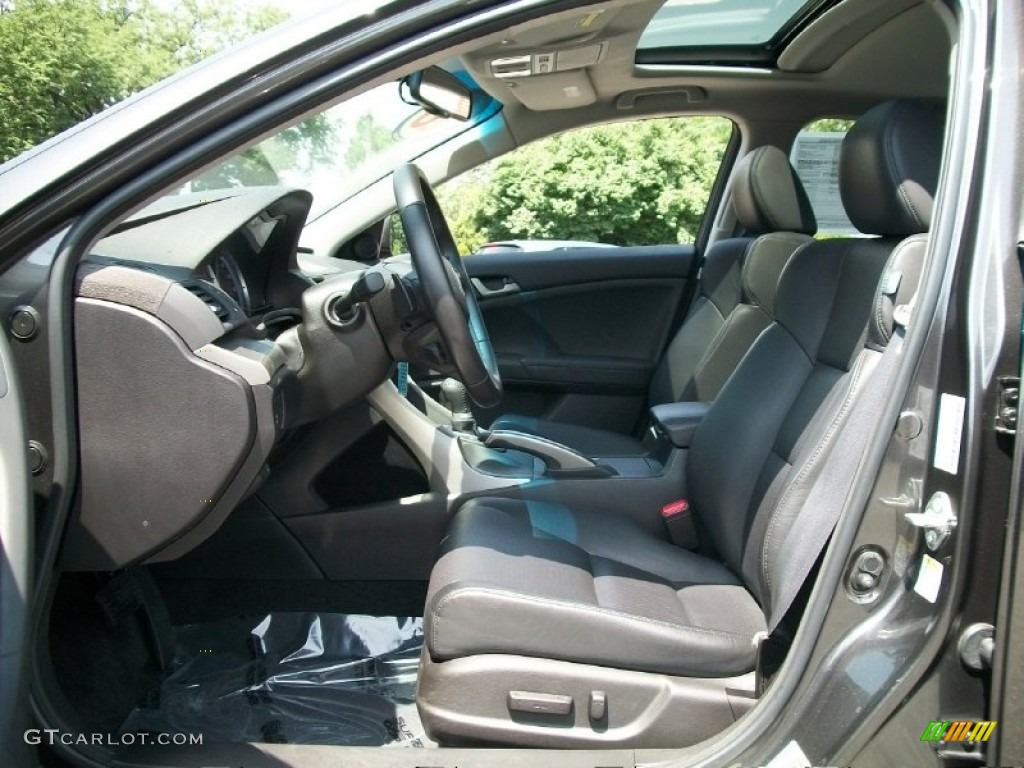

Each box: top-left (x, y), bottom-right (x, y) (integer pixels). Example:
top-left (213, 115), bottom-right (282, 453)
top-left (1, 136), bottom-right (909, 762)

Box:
top-left (790, 118), bottom-right (859, 237)
top-left (179, 74), bottom-right (497, 220)
top-left (428, 116), bottom-right (734, 255)
top-left (639, 0), bottom-right (818, 50)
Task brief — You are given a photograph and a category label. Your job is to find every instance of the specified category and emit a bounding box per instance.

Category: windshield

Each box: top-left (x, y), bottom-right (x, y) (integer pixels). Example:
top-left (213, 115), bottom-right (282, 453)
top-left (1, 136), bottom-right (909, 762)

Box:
top-left (180, 74), bottom-right (494, 219)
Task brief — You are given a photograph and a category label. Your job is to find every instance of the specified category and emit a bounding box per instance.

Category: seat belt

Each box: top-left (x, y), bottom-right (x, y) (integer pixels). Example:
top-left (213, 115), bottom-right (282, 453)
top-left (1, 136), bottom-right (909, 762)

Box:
top-left (766, 324), bottom-right (907, 633)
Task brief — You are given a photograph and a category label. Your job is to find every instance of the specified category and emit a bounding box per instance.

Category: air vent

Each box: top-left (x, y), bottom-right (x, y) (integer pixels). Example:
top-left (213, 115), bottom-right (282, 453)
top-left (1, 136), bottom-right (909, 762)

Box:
top-left (183, 282), bottom-right (231, 323)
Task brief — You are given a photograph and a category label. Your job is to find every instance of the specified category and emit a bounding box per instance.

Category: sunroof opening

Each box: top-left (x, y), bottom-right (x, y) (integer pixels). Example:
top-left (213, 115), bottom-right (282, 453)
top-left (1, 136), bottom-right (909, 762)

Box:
top-left (638, 0), bottom-right (820, 51)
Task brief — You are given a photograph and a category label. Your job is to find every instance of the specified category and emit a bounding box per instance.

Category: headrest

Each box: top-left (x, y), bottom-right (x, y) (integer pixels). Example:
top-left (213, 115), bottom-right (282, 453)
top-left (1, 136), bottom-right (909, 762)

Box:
top-left (731, 145), bottom-right (817, 236)
top-left (840, 100), bottom-right (945, 237)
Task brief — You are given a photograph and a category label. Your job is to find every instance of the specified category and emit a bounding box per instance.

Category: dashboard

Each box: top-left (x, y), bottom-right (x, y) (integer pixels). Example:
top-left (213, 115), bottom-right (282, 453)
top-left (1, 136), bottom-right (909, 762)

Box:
top-left (199, 209), bottom-right (298, 316)
top-left (66, 187), bottom-right (318, 571)
top-left (66, 183), bottom-right (426, 573)
top-left (204, 247), bottom-right (252, 315)
top-left (88, 187), bottom-right (314, 323)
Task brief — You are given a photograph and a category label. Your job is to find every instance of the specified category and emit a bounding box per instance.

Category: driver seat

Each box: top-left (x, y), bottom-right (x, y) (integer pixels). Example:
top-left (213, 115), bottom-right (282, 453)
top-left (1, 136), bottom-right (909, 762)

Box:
top-left (489, 144), bottom-right (818, 457)
top-left (417, 100), bottom-right (945, 747)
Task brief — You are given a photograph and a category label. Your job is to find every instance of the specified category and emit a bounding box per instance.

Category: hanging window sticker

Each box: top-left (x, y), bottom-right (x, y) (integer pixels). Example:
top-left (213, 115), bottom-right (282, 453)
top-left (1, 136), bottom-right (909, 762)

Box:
top-left (790, 132), bottom-right (859, 236)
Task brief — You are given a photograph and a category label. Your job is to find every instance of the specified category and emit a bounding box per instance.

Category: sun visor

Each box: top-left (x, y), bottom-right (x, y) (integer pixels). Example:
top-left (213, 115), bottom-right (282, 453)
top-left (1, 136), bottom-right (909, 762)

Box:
top-left (504, 70), bottom-right (597, 111)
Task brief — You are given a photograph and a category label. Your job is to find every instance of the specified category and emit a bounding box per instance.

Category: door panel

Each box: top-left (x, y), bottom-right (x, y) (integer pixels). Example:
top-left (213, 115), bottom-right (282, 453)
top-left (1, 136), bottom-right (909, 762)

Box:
top-left (465, 245), bottom-right (696, 431)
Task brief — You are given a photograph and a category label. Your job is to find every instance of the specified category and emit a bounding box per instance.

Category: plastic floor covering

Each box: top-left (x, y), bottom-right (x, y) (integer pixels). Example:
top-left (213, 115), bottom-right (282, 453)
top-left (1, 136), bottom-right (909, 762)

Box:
top-left (120, 613), bottom-right (433, 747)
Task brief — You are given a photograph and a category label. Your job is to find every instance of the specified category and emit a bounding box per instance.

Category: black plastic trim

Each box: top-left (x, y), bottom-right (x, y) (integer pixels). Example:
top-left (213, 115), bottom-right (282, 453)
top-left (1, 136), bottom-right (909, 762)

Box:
top-left (466, 245), bottom-right (695, 292)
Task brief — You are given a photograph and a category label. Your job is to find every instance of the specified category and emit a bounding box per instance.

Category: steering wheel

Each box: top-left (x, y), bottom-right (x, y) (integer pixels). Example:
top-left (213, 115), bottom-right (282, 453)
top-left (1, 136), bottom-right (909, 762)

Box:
top-left (393, 163), bottom-right (502, 408)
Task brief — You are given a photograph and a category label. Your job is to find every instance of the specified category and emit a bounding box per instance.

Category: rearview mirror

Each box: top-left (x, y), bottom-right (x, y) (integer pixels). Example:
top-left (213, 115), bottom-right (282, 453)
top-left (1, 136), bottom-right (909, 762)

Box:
top-left (404, 67), bottom-right (472, 121)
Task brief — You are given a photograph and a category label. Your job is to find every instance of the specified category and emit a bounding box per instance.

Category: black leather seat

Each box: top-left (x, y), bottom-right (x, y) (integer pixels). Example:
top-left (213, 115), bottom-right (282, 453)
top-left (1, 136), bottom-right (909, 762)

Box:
top-left (425, 498), bottom-right (766, 677)
top-left (490, 144), bottom-right (818, 457)
top-left (418, 100), bottom-right (946, 747)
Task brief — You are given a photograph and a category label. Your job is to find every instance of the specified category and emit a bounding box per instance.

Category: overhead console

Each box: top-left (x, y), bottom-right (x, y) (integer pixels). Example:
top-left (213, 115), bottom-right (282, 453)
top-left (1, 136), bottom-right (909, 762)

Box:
top-left (461, 0), bottom-right (654, 111)
top-left (481, 43), bottom-right (608, 111)
top-left (488, 43), bottom-right (607, 79)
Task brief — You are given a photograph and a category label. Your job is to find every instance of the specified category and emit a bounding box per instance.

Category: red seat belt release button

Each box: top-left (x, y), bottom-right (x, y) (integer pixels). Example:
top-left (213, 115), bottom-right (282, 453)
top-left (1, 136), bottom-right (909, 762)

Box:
top-left (661, 499), bottom-right (698, 549)
top-left (662, 499), bottom-right (689, 518)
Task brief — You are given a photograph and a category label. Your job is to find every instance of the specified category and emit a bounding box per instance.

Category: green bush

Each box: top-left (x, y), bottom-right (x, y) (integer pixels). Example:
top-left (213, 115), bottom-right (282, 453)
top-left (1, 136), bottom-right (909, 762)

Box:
top-left (458, 117), bottom-right (732, 249)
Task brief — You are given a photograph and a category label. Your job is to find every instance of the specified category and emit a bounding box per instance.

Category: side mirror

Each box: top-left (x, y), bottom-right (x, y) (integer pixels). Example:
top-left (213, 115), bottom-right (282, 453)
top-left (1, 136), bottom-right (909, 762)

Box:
top-left (404, 67), bottom-right (473, 121)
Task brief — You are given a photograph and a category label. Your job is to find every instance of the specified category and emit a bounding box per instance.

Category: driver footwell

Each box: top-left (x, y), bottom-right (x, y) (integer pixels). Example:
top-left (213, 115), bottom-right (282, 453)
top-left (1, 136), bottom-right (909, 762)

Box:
top-left (118, 613), bottom-right (433, 748)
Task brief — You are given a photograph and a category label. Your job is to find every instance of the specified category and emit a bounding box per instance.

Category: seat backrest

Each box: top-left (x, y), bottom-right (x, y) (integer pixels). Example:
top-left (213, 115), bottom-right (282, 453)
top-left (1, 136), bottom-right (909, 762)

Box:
top-left (687, 99), bottom-right (946, 613)
top-left (649, 146), bottom-right (818, 407)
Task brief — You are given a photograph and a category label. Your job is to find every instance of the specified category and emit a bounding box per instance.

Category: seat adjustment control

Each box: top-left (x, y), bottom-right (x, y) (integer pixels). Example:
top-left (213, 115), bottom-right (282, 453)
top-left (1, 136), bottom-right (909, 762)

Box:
top-left (507, 690), bottom-right (573, 716)
top-left (589, 690), bottom-right (607, 721)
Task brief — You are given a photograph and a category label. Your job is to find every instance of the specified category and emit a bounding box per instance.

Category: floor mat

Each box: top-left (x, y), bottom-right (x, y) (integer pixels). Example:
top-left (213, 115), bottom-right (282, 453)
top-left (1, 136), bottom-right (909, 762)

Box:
top-left (120, 613), bottom-right (433, 747)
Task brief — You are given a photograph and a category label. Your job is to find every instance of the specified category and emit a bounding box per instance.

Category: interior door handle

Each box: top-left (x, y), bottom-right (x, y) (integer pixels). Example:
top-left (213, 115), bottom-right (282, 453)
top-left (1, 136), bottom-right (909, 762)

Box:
top-left (471, 277), bottom-right (520, 298)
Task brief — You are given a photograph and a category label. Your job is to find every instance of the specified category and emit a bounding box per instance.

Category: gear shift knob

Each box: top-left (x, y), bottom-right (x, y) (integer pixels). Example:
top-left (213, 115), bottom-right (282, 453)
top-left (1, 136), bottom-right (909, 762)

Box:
top-left (441, 378), bottom-right (476, 433)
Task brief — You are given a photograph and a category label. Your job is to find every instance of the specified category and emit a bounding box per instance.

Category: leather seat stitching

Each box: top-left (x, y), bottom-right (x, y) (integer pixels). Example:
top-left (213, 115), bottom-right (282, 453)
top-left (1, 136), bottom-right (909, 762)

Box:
top-left (761, 351), bottom-right (869, 593)
top-left (689, 306), bottom-right (766, 394)
top-left (873, 288), bottom-right (891, 346)
top-left (742, 233), bottom-right (804, 313)
top-left (775, 240), bottom-right (852, 359)
top-left (787, 167), bottom-right (813, 234)
top-left (701, 295), bottom-right (729, 324)
top-left (741, 241), bottom-right (766, 310)
top-left (431, 585), bottom-right (759, 648)
top-left (527, 511), bottom-right (736, 586)
top-left (872, 240), bottom-right (914, 345)
top-left (883, 102), bottom-right (924, 232)
top-left (749, 149), bottom-right (779, 232)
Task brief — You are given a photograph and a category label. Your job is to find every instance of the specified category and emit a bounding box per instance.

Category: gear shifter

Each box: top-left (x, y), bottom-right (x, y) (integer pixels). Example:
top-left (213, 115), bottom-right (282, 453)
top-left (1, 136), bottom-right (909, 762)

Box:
top-left (440, 378), bottom-right (476, 434)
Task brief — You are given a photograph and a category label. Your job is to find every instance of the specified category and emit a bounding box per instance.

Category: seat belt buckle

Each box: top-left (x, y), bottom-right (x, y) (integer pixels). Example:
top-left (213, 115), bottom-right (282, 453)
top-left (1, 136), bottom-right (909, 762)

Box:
top-left (754, 630), bottom-right (789, 696)
top-left (661, 499), bottom-right (699, 549)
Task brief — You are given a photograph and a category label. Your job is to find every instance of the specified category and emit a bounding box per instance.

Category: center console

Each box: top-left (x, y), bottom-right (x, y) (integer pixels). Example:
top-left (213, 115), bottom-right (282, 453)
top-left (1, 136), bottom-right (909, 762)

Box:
top-left (370, 376), bottom-right (707, 540)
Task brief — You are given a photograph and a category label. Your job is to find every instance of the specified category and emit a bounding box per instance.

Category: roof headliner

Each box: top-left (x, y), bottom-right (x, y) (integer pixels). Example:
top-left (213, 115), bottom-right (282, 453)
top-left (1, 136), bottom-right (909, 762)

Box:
top-left (458, 0), bottom-right (949, 141)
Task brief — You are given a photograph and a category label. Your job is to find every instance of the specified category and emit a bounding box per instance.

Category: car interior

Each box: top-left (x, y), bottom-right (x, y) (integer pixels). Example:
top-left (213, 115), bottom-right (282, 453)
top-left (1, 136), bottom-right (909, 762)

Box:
top-left (27, 0), bottom-right (959, 762)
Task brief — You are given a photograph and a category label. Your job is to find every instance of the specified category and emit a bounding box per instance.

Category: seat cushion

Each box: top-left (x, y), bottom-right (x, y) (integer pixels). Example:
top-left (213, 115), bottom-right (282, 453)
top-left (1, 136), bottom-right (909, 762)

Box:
top-left (425, 498), bottom-right (766, 677)
top-left (489, 414), bottom-right (647, 457)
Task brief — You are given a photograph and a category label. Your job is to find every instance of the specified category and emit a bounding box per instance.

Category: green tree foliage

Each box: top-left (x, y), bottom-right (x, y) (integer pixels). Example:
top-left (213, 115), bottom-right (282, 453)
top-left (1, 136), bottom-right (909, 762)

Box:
top-left (388, 213), bottom-right (407, 256)
top-left (804, 117), bottom-right (854, 133)
top-left (345, 114), bottom-right (395, 169)
top-left (149, 0), bottom-right (284, 66)
top-left (466, 117), bottom-right (732, 248)
top-left (438, 166), bottom-right (490, 255)
top-left (190, 113), bottom-right (338, 191)
top-left (0, 0), bottom-right (287, 163)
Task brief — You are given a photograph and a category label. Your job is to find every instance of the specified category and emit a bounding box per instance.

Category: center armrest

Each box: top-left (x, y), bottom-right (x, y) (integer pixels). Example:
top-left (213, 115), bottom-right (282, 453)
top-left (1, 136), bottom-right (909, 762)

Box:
top-left (649, 401), bottom-right (711, 449)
